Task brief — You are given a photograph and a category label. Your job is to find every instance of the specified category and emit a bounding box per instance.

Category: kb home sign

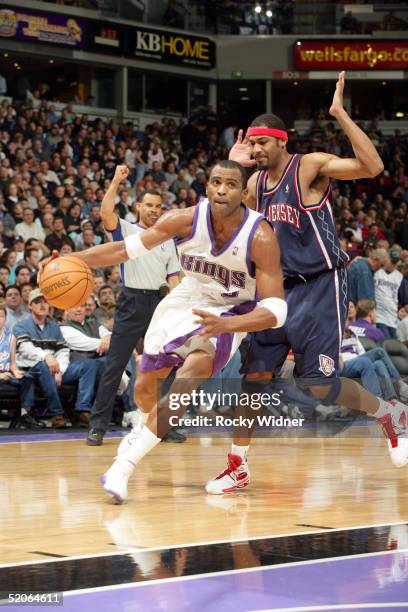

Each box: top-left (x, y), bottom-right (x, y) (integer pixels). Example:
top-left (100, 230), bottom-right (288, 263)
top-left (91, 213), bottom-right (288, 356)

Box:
top-left (128, 26), bottom-right (215, 69)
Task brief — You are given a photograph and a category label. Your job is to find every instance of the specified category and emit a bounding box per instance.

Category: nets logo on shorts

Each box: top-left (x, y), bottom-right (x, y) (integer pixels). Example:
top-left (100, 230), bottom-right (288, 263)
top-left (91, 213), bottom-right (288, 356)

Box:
top-left (318, 354), bottom-right (335, 377)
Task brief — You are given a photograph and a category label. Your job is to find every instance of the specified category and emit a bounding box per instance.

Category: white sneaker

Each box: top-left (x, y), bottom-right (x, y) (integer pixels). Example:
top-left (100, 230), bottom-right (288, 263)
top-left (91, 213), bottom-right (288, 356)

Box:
top-left (206, 453), bottom-right (250, 495)
top-left (101, 459), bottom-right (132, 504)
top-left (387, 437), bottom-right (408, 468)
top-left (377, 400), bottom-right (408, 467)
top-left (117, 426), bottom-right (143, 456)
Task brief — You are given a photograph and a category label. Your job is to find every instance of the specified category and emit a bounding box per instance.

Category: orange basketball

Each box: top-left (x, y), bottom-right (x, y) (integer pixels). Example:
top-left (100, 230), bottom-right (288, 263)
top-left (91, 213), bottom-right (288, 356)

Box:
top-left (39, 256), bottom-right (93, 309)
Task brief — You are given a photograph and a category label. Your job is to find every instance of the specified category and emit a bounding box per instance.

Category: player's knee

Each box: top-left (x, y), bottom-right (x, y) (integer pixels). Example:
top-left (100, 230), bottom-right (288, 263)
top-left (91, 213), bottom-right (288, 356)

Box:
top-left (177, 352), bottom-right (213, 379)
top-left (308, 378), bottom-right (342, 405)
top-left (135, 374), bottom-right (155, 403)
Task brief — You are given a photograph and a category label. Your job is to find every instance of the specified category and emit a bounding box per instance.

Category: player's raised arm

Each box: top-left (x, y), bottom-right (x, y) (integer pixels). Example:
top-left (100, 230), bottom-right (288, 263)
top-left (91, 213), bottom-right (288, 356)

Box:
top-left (101, 164), bottom-right (128, 231)
top-left (301, 71), bottom-right (384, 182)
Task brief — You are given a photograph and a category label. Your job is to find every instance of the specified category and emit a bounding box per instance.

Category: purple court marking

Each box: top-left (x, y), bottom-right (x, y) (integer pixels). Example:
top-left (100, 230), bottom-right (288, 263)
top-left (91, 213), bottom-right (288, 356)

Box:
top-left (0, 421), bottom-right (373, 444)
top-left (51, 550), bottom-right (408, 612)
top-left (0, 430), bottom-right (126, 444)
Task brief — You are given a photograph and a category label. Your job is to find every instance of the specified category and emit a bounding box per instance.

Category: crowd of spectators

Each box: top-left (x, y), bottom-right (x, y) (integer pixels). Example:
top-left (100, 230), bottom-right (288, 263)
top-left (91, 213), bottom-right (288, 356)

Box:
top-left (0, 94), bottom-right (407, 426)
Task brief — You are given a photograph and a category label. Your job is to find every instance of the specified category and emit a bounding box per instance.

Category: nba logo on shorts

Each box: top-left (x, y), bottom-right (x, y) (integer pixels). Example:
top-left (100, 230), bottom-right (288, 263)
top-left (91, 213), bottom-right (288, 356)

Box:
top-left (232, 246), bottom-right (239, 255)
top-left (318, 354), bottom-right (335, 376)
top-left (285, 184), bottom-right (289, 193)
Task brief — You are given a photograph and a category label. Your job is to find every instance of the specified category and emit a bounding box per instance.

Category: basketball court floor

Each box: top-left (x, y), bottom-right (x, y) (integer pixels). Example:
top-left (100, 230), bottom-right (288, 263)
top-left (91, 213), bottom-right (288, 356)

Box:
top-left (0, 425), bottom-right (407, 610)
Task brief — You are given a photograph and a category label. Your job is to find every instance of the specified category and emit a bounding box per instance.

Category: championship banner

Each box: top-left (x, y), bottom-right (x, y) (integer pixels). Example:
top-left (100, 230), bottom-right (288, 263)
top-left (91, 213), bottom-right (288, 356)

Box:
top-left (126, 26), bottom-right (215, 69)
top-left (294, 41), bottom-right (408, 70)
top-left (0, 7), bottom-right (84, 48)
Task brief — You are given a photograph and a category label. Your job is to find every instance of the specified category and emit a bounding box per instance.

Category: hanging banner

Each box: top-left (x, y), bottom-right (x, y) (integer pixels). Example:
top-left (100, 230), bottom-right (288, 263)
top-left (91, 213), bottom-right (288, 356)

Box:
top-left (126, 25), bottom-right (215, 69)
top-left (0, 7), bottom-right (84, 48)
top-left (294, 41), bottom-right (408, 70)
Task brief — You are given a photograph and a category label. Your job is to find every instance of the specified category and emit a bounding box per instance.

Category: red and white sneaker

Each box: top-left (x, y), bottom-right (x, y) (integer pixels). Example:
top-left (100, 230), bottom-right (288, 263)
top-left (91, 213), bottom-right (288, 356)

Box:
top-left (377, 401), bottom-right (408, 467)
top-left (205, 453), bottom-right (250, 494)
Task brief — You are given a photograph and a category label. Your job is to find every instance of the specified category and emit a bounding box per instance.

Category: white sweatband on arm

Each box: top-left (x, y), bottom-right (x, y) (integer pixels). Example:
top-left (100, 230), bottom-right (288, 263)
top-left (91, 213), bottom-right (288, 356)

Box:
top-left (124, 233), bottom-right (150, 259)
top-left (258, 297), bottom-right (287, 328)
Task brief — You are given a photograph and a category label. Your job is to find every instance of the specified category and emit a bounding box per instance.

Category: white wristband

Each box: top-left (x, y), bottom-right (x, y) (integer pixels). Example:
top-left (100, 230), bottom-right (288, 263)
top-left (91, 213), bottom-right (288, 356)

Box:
top-left (124, 234), bottom-right (150, 260)
top-left (258, 297), bottom-right (287, 328)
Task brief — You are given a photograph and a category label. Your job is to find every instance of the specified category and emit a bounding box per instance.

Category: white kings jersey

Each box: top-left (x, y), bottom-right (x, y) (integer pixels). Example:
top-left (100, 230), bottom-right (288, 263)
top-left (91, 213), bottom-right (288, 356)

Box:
top-left (176, 198), bottom-right (265, 306)
top-left (374, 268), bottom-right (403, 328)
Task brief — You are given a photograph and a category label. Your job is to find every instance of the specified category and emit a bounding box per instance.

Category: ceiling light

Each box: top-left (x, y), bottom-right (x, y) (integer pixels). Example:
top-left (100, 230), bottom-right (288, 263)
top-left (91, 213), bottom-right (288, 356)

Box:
top-left (395, 111), bottom-right (404, 118)
top-left (255, 5), bottom-right (262, 13)
top-left (241, 96), bottom-right (251, 101)
top-left (238, 87), bottom-right (248, 92)
top-left (293, 81), bottom-right (299, 86)
top-left (266, 9), bottom-right (272, 17)
top-left (4, 53), bottom-right (8, 58)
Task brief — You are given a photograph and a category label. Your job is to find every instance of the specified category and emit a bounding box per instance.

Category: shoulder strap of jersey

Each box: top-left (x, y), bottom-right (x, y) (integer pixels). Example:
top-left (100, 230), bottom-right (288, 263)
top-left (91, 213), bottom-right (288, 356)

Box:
top-left (255, 170), bottom-right (267, 212)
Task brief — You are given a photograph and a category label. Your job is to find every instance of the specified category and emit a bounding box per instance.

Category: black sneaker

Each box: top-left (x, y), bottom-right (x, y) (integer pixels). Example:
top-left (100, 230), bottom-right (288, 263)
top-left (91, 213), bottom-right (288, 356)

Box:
top-left (86, 428), bottom-right (105, 446)
top-left (162, 428), bottom-right (186, 443)
top-left (16, 413), bottom-right (46, 430)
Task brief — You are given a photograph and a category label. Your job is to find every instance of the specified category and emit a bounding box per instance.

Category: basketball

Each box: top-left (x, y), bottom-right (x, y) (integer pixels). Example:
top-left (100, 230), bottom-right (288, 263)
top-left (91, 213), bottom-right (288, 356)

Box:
top-left (39, 256), bottom-right (93, 309)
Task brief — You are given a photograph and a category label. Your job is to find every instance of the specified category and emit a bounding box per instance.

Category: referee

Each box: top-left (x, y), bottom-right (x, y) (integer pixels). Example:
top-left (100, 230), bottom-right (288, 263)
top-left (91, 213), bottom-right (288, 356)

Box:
top-left (87, 165), bottom-right (181, 445)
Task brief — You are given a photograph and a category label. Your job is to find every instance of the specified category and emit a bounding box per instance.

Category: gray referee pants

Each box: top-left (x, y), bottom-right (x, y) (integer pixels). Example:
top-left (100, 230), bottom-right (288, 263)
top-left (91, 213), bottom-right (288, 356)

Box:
top-left (90, 287), bottom-right (161, 432)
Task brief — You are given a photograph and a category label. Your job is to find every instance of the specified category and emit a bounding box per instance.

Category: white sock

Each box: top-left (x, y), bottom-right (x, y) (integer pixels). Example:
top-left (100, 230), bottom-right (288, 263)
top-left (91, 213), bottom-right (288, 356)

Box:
top-left (231, 443), bottom-right (249, 461)
top-left (140, 411), bottom-right (149, 426)
top-left (123, 426), bottom-right (161, 467)
top-left (373, 397), bottom-right (391, 419)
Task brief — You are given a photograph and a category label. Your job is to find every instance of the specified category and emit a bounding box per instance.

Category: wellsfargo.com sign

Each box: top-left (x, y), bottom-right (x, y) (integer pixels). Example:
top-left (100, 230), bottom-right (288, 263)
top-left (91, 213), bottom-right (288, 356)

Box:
top-left (129, 26), bottom-right (215, 69)
top-left (294, 40), bottom-right (408, 70)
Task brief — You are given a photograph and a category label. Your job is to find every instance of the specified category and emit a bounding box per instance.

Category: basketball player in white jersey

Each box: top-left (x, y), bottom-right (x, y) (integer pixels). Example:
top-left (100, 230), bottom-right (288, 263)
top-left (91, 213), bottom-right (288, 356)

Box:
top-left (41, 160), bottom-right (288, 503)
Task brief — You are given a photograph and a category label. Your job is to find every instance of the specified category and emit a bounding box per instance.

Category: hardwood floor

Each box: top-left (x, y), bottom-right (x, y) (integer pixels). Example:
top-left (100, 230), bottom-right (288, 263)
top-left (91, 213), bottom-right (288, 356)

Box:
top-left (1, 431), bottom-right (407, 565)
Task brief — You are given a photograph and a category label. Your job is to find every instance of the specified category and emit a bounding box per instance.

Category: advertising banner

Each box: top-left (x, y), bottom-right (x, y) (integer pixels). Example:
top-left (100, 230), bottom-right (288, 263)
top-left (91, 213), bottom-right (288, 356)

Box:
top-left (294, 41), bottom-right (408, 70)
top-left (0, 7), bottom-right (83, 48)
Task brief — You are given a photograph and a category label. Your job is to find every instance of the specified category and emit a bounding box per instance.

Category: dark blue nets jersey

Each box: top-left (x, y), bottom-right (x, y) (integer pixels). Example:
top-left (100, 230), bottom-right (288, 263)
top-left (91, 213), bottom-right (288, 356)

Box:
top-left (256, 153), bottom-right (349, 276)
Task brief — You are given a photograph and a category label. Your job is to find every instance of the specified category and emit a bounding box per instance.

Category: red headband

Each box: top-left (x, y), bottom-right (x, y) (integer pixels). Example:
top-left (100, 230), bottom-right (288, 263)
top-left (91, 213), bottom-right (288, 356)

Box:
top-left (246, 127), bottom-right (288, 142)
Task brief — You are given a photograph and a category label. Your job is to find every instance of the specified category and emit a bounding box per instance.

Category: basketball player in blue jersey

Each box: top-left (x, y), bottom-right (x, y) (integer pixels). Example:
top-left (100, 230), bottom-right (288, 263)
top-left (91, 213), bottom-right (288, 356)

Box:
top-left (41, 160), bottom-right (288, 503)
top-left (205, 71), bottom-right (408, 494)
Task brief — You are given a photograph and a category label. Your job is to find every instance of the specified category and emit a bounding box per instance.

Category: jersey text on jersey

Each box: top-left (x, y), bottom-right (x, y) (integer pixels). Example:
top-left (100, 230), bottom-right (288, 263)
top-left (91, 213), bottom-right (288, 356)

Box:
top-left (180, 253), bottom-right (246, 290)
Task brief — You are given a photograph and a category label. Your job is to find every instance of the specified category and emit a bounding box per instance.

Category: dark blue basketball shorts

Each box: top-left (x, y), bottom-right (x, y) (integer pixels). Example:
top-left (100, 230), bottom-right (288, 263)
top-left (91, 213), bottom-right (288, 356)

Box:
top-left (244, 268), bottom-right (348, 379)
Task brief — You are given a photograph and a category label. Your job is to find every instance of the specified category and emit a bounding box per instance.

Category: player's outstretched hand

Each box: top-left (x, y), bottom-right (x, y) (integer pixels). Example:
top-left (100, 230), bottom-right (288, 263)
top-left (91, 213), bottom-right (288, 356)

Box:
top-left (113, 164), bottom-right (129, 184)
top-left (37, 250), bottom-right (59, 283)
top-left (228, 129), bottom-right (257, 168)
top-left (329, 71), bottom-right (346, 117)
top-left (193, 308), bottom-right (230, 340)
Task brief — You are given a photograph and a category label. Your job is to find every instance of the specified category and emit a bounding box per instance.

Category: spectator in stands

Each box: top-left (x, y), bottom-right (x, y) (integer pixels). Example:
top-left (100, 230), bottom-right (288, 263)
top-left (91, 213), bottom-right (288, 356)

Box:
top-left (94, 285), bottom-right (116, 324)
top-left (0, 305), bottom-right (38, 429)
top-left (348, 248), bottom-right (389, 304)
top-left (24, 247), bottom-right (40, 278)
top-left (92, 270), bottom-right (105, 295)
top-left (397, 305), bottom-right (408, 346)
top-left (14, 207), bottom-right (45, 242)
top-left (14, 289), bottom-right (99, 427)
top-left (374, 248), bottom-right (404, 338)
top-left (85, 295), bottom-right (97, 321)
top-left (20, 283), bottom-right (32, 310)
top-left (340, 326), bottom-right (408, 401)
top-left (0, 265), bottom-right (10, 287)
top-left (5, 286), bottom-right (29, 332)
top-left (170, 169), bottom-right (190, 194)
top-left (60, 304), bottom-right (129, 396)
top-left (45, 216), bottom-right (66, 252)
top-left (14, 265), bottom-right (32, 288)
top-left (349, 299), bottom-right (385, 343)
